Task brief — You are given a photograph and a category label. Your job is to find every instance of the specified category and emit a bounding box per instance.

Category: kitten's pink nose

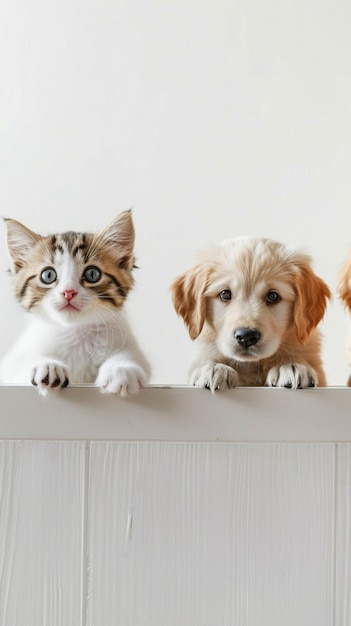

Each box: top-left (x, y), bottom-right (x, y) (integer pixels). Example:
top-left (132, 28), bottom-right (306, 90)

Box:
top-left (63, 289), bottom-right (77, 301)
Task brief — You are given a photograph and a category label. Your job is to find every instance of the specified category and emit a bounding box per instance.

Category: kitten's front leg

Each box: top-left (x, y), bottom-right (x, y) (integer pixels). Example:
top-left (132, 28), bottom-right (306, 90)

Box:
top-left (31, 359), bottom-right (69, 396)
top-left (96, 352), bottom-right (148, 397)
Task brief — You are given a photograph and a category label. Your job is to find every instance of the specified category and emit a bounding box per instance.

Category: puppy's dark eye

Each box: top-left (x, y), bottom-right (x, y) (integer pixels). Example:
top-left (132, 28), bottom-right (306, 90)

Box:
top-left (265, 291), bottom-right (281, 304)
top-left (83, 266), bottom-right (101, 283)
top-left (218, 289), bottom-right (232, 302)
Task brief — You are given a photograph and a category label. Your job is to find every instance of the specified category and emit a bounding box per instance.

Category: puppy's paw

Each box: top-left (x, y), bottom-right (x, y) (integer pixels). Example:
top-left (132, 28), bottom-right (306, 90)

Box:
top-left (266, 364), bottom-right (318, 389)
top-left (190, 363), bottom-right (239, 392)
top-left (96, 361), bottom-right (147, 397)
top-left (31, 360), bottom-right (69, 396)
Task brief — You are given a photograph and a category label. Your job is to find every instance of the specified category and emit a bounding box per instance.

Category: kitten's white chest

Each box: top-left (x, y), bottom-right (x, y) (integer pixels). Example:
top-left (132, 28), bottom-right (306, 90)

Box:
top-left (0, 310), bottom-right (150, 387)
top-left (56, 325), bottom-right (112, 382)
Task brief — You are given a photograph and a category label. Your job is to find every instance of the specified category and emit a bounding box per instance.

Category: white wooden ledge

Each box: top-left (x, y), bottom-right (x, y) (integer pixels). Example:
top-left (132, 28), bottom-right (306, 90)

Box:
top-left (0, 384), bottom-right (350, 442)
top-left (1, 385), bottom-right (351, 625)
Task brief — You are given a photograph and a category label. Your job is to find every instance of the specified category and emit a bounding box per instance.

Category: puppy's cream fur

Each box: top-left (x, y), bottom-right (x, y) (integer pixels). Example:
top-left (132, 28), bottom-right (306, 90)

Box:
top-left (172, 237), bottom-right (330, 390)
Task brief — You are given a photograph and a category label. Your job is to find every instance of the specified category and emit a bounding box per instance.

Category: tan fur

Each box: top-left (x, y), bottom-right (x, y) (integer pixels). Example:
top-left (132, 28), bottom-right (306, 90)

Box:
top-left (171, 264), bottom-right (213, 340)
top-left (338, 254), bottom-right (351, 310)
top-left (337, 252), bottom-right (351, 386)
top-left (293, 262), bottom-right (332, 344)
top-left (171, 237), bottom-right (331, 390)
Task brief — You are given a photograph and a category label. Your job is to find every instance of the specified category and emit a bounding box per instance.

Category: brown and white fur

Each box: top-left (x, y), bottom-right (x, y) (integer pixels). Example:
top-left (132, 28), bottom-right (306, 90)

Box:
top-left (1, 210), bottom-right (150, 396)
top-left (171, 237), bottom-right (330, 391)
top-left (337, 253), bottom-right (351, 386)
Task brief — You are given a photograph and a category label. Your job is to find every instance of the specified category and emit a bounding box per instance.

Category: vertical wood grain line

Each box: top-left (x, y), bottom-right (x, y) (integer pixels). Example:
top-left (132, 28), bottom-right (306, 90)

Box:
top-left (0, 443), bottom-right (23, 622)
top-left (333, 443), bottom-right (338, 626)
top-left (334, 444), bottom-right (351, 625)
top-left (81, 442), bottom-right (91, 626)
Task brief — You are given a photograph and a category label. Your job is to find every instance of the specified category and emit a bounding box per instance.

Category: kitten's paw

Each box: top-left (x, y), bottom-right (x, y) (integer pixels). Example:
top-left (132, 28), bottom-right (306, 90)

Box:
top-left (265, 364), bottom-right (318, 389)
top-left (31, 360), bottom-right (69, 396)
top-left (190, 363), bottom-right (239, 392)
top-left (96, 361), bottom-right (147, 397)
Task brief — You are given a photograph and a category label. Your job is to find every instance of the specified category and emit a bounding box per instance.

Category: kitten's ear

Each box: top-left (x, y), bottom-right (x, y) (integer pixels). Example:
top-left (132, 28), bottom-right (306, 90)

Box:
top-left (94, 210), bottom-right (135, 269)
top-left (3, 218), bottom-right (41, 273)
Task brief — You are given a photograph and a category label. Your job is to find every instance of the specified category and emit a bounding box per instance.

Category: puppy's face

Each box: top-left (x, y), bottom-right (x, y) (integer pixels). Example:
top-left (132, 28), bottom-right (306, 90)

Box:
top-left (172, 237), bottom-right (330, 362)
top-left (206, 273), bottom-right (295, 361)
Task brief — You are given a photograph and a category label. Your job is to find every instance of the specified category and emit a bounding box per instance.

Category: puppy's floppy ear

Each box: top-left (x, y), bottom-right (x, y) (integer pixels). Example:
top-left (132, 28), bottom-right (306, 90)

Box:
top-left (337, 256), bottom-right (351, 309)
top-left (171, 265), bottom-right (213, 340)
top-left (293, 262), bottom-right (331, 343)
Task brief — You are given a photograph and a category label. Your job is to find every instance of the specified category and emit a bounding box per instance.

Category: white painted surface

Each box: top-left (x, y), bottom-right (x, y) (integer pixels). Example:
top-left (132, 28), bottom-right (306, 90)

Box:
top-left (0, 384), bottom-right (351, 442)
top-left (88, 442), bottom-right (334, 626)
top-left (0, 386), bottom-right (350, 624)
top-left (0, 441), bottom-right (86, 625)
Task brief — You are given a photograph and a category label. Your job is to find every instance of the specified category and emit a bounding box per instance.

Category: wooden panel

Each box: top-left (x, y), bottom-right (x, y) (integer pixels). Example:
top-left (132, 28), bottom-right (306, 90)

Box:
top-left (87, 442), bottom-right (334, 626)
top-left (335, 444), bottom-right (351, 625)
top-left (0, 441), bottom-right (86, 626)
top-left (0, 385), bottom-right (351, 442)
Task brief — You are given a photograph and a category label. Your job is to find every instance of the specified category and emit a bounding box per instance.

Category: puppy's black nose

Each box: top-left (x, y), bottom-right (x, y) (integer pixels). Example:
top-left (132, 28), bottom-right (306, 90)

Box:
top-left (234, 327), bottom-right (261, 347)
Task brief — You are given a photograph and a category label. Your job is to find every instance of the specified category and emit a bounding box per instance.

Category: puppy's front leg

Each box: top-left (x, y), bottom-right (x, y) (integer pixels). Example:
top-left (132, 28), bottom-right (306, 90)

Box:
top-left (266, 364), bottom-right (318, 389)
top-left (190, 363), bottom-right (239, 392)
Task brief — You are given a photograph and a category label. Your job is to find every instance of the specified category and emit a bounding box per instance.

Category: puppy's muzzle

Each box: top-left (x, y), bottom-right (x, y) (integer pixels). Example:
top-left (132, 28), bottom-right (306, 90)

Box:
top-left (234, 327), bottom-right (261, 348)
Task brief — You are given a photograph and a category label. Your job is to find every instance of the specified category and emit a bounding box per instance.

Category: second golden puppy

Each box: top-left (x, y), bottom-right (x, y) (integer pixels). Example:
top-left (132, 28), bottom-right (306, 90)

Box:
top-left (171, 237), bottom-right (330, 390)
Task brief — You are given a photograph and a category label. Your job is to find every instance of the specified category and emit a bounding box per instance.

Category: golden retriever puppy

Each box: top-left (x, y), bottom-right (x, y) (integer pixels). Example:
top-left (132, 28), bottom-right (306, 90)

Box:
top-left (337, 254), bottom-right (351, 386)
top-left (171, 237), bottom-right (330, 391)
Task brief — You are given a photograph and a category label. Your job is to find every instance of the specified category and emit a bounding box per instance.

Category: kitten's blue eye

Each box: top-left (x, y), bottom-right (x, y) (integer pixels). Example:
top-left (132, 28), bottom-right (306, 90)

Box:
top-left (40, 267), bottom-right (57, 284)
top-left (83, 266), bottom-right (101, 283)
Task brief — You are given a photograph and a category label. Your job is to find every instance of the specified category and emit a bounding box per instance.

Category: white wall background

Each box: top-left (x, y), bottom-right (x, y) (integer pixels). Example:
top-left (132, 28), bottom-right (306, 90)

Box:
top-left (0, 0), bottom-right (350, 386)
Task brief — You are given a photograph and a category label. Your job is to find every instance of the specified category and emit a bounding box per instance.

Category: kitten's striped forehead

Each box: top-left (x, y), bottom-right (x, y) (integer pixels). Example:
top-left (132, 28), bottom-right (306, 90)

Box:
top-left (47, 232), bottom-right (93, 263)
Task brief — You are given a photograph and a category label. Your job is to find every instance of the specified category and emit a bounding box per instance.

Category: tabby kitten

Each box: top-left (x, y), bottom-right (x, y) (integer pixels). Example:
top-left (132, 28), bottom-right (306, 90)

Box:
top-left (1, 210), bottom-right (150, 396)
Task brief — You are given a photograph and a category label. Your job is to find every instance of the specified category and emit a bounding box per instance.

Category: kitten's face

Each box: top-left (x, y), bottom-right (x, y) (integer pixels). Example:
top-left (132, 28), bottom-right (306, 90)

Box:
top-left (4, 211), bottom-right (135, 326)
